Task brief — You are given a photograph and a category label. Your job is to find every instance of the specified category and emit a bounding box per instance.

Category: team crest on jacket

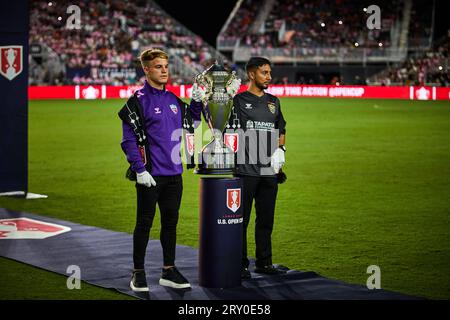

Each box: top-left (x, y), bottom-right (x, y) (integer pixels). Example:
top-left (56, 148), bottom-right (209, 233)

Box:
top-left (226, 188), bottom-right (241, 213)
top-left (170, 104), bottom-right (178, 114)
top-left (0, 46), bottom-right (23, 81)
top-left (224, 133), bottom-right (239, 153)
top-left (267, 102), bottom-right (276, 114)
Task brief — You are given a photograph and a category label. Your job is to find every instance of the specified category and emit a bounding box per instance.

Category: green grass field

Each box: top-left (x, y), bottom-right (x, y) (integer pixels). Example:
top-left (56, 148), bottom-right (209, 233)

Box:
top-left (1, 97), bottom-right (449, 300)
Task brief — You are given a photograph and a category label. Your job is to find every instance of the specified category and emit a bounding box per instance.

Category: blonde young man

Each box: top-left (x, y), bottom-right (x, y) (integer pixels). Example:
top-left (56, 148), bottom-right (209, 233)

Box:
top-left (119, 49), bottom-right (205, 291)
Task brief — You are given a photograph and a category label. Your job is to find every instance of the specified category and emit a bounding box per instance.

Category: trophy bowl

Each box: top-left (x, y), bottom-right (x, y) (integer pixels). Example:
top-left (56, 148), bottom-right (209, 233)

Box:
top-left (194, 62), bottom-right (237, 175)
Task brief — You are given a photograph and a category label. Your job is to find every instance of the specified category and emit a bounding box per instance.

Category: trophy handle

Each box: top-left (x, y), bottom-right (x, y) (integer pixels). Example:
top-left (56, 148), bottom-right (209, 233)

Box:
top-left (194, 72), bottom-right (213, 106)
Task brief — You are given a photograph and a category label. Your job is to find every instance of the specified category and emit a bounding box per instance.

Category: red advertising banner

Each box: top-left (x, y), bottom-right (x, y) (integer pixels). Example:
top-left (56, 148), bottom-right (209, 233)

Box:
top-left (28, 85), bottom-right (450, 101)
top-left (29, 85), bottom-right (76, 99)
top-left (435, 87), bottom-right (450, 100)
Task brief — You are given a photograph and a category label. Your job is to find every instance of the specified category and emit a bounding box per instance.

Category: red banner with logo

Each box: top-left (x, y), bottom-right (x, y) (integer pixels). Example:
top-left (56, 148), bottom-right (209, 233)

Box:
top-left (28, 85), bottom-right (450, 101)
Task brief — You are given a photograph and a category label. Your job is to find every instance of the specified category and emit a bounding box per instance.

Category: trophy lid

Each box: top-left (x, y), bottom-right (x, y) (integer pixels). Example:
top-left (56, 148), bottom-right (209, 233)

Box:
top-left (207, 60), bottom-right (227, 72)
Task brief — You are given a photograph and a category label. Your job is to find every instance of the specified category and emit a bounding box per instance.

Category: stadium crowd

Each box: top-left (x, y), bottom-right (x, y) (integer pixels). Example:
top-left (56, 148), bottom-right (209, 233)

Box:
top-left (219, 0), bottom-right (405, 49)
top-left (29, 0), bottom-right (218, 85)
top-left (28, 0), bottom-right (446, 87)
top-left (369, 40), bottom-right (449, 86)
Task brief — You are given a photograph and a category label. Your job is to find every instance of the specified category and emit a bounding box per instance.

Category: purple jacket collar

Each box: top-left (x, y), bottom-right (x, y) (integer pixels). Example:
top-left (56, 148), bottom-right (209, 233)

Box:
top-left (143, 80), bottom-right (166, 95)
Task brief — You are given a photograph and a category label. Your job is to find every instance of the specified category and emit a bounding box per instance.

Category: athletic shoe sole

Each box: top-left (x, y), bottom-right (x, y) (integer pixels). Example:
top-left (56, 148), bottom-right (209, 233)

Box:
top-left (159, 278), bottom-right (191, 289)
top-left (254, 269), bottom-right (286, 275)
top-left (130, 280), bottom-right (149, 292)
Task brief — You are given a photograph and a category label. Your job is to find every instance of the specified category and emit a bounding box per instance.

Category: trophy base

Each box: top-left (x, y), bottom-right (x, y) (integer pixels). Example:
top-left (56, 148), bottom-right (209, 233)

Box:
top-left (194, 149), bottom-right (235, 175)
top-left (194, 167), bottom-right (235, 175)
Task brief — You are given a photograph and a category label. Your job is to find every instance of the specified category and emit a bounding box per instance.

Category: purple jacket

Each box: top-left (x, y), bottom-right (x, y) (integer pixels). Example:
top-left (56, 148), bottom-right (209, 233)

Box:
top-left (121, 81), bottom-right (202, 176)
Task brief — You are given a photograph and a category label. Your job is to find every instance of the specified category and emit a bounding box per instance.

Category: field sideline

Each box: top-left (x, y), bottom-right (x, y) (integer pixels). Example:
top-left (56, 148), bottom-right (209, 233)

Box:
top-left (0, 97), bottom-right (449, 299)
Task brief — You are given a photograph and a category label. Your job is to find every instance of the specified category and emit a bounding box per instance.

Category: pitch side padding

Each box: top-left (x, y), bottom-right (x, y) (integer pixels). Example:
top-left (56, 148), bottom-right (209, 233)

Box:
top-left (0, 0), bottom-right (29, 193)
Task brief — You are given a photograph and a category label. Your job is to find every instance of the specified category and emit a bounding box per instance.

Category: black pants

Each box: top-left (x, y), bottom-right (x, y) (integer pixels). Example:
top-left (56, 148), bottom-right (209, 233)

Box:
top-left (239, 175), bottom-right (278, 269)
top-left (133, 175), bottom-right (182, 269)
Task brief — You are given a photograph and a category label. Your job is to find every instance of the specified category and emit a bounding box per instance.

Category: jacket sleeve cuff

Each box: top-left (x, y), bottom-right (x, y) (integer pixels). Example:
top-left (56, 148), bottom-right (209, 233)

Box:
top-left (134, 165), bottom-right (147, 174)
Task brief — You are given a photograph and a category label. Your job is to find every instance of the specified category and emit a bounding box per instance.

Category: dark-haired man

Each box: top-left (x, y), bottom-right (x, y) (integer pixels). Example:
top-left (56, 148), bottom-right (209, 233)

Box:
top-left (230, 57), bottom-right (287, 279)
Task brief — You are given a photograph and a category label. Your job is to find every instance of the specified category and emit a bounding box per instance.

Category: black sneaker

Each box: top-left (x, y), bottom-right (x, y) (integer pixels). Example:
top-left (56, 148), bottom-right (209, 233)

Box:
top-left (130, 270), bottom-right (149, 292)
top-left (254, 265), bottom-right (287, 275)
top-left (159, 267), bottom-right (191, 289)
top-left (241, 267), bottom-right (251, 279)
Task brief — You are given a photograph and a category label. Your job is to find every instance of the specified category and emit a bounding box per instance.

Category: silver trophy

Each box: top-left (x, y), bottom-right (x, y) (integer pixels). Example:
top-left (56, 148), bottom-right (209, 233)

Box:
top-left (194, 62), bottom-right (238, 174)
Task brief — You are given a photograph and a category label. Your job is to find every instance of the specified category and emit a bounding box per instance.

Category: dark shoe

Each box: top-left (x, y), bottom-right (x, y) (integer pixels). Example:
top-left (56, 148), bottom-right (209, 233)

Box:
top-left (241, 267), bottom-right (251, 279)
top-left (275, 264), bottom-right (290, 272)
top-left (130, 269), bottom-right (149, 292)
top-left (159, 267), bottom-right (191, 289)
top-left (254, 265), bottom-right (287, 275)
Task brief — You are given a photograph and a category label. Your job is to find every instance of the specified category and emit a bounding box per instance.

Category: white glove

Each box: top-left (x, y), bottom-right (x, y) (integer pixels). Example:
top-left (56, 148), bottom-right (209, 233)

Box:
top-left (271, 147), bottom-right (285, 174)
top-left (136, 171), bottom-right (156, 188)
top-left (191, 83), bottom-right (206, 102)
top-left (227, 78), bottom-right (241, 97)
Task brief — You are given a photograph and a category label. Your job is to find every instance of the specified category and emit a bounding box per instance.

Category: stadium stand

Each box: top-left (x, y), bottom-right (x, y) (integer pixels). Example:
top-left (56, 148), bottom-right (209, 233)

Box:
top-left (222, 0), bottom-right (400, 49)
top-left (28, 0), bottom-right (446, 87)
top-left (407, 0), bottom-right (433, 49)
top-left (29, 0), bottom-right (239, 85)
top-left (367, 36), bottom-right (449, 86)
top-left (216, 0), bottom-right (447, 86)
top-left (218, 0), bottom-right (409, 63)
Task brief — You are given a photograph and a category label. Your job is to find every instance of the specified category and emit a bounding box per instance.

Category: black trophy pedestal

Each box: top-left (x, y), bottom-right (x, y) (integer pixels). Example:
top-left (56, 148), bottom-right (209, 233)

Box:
top-left (198, 177), bottom-right (243, 288)
top-left (194, 167), bottom-right (234, 175)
